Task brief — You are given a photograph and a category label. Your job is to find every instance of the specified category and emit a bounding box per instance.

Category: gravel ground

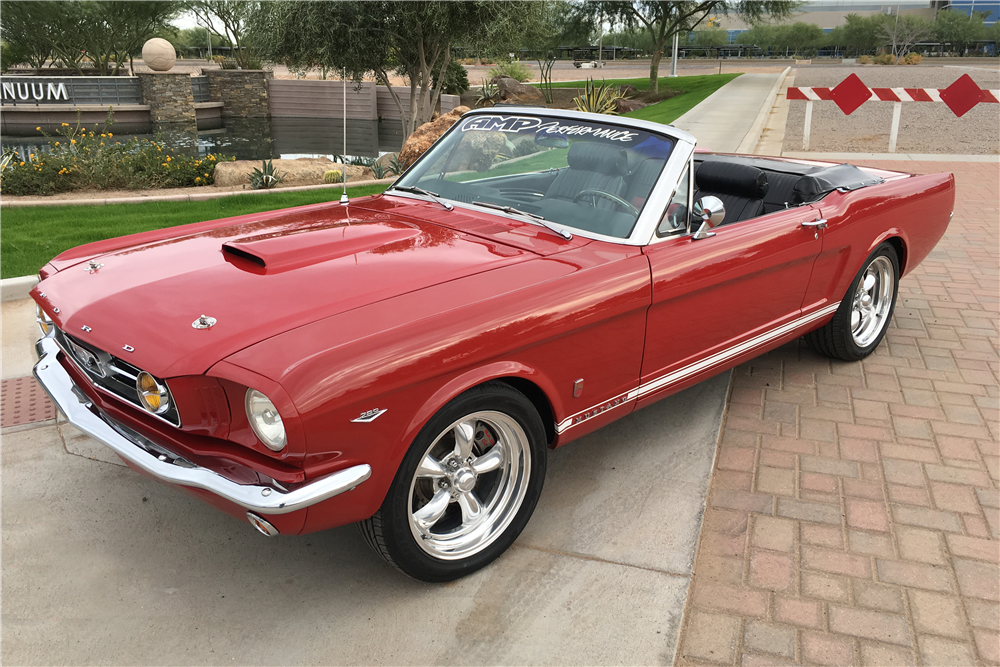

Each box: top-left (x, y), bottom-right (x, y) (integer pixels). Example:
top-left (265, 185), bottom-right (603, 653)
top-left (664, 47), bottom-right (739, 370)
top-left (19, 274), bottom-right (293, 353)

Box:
top-left (784, 65), bottom-right (1000, 154)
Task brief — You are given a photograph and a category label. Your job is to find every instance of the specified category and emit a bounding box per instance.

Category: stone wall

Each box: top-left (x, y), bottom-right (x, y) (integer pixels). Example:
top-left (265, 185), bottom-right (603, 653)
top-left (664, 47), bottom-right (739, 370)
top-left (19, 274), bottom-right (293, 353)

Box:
top-left (206, 70), bottom-right (271, 119)
top-left (136, 72), bottom-right (196, 125)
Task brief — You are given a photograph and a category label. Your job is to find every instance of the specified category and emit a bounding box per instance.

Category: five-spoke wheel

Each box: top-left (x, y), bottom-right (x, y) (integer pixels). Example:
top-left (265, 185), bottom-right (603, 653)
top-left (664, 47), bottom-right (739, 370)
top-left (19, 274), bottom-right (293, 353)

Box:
top-left (360, 382), bottom-right (546, 581)
top-left (807, 242), bottom-right (899, 361)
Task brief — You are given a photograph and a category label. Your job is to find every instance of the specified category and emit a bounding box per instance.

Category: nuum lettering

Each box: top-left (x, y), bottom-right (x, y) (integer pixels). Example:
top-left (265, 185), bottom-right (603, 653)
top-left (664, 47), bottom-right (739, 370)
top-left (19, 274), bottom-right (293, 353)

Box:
top-left (2, 81), bottom-right (69, 102)
top-left (461, 115), bottom-right (638, 142)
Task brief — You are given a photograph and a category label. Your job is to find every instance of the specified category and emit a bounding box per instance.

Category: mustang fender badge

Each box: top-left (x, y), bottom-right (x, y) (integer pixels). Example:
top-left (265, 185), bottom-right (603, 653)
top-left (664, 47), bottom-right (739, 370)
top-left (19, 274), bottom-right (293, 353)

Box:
top-left (192, 315), bottom-right (217, 329)
top-left (122, 345), bottom-right (135, 353)
top-left (352, 408), bottom-right (387, 423)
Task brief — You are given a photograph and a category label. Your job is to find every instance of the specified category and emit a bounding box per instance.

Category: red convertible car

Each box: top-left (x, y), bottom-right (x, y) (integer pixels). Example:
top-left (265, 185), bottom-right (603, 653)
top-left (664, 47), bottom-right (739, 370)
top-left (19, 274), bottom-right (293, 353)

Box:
top-left (32, 108), bottom-right (954, 581)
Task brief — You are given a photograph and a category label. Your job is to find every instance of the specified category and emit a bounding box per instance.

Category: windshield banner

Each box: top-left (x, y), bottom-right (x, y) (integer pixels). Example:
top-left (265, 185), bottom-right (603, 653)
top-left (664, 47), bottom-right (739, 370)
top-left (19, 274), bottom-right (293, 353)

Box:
top-left (460, 115), bottom-right (638, 142)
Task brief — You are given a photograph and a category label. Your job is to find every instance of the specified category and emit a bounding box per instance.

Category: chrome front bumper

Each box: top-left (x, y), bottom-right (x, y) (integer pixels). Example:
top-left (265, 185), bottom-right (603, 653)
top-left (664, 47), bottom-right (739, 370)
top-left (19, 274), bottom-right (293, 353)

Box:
top-left (33, 332), bottom-right (371, 515)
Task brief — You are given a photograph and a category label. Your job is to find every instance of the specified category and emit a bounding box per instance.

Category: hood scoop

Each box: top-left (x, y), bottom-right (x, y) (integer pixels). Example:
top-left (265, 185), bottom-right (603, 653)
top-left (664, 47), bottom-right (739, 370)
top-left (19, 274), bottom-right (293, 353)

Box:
top-left (222, 221), bottom-right (423, 274)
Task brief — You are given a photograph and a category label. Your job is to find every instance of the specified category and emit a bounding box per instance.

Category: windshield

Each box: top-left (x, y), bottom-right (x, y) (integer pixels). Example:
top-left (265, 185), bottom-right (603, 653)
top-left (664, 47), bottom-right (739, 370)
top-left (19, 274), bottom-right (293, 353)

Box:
top-left (396, 113), bottom-right (674, 239)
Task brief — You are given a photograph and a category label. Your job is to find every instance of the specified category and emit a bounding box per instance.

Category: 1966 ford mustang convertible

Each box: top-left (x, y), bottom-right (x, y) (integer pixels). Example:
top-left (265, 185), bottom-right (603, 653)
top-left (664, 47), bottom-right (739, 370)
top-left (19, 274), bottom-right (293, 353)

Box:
top-left (32, 108), bottom-right (954, 581)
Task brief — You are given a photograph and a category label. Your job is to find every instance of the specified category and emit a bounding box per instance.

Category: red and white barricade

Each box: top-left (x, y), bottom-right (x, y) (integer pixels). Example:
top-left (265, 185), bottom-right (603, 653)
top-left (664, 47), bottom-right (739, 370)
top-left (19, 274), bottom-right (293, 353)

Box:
top-left (786, 73), bottom-right (999, 152)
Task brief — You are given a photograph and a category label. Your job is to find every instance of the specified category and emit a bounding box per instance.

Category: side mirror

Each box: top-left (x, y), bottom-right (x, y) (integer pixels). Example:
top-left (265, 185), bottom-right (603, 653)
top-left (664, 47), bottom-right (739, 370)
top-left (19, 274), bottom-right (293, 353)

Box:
top-left (692, 196), bottom-right (725, 239)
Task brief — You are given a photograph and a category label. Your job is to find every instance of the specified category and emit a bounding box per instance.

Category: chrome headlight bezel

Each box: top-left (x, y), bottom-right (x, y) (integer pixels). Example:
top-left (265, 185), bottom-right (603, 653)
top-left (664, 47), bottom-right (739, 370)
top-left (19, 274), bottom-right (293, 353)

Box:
top-left (136, 371), bottom-right (171, 415)
top-left (245, 388), bottom-right (286, 452)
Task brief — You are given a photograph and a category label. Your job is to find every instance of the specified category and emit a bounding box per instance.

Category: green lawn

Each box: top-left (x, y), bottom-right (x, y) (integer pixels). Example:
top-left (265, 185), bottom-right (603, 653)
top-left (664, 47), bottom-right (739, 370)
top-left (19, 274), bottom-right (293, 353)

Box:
top-left (547, 73), bottom-right (742, 125)
top-left (0, 183), bottom-right (389, 279)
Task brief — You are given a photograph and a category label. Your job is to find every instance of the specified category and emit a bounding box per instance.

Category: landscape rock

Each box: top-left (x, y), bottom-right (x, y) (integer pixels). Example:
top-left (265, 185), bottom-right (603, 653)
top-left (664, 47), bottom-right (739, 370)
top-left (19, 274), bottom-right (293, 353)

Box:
top-left (495, 76), bottom-right (545, 106)
top-left (620, 84), bottom-right (639, 97)
top-left (398, 105), bottom-right (471, 168)
top-left (615, 98), bottom-right (648, 114)
top-left (213, 158), bottom-right (372, 188)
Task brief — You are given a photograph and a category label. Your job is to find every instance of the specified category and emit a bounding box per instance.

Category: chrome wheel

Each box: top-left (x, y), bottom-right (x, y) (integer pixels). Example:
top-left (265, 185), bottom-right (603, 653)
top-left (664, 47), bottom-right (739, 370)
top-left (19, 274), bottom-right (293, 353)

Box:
top-left (850, 256), bottom-right (894, 347)
top-left (407, 411), bottom-right (530, 560)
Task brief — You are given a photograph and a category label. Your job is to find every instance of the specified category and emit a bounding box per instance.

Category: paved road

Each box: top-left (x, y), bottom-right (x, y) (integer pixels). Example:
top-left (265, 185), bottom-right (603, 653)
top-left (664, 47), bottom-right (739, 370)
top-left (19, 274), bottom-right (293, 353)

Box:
top-left (2, 369), bottom-right (728, 665)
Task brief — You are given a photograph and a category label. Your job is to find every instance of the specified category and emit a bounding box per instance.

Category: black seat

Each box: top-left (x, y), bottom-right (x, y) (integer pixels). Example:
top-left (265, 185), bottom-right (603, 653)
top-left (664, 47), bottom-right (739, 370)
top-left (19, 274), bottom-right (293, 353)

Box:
top-left (693, 160), bottom-right (768, 226)
top-left (545, 142), bottom-right (627, 202)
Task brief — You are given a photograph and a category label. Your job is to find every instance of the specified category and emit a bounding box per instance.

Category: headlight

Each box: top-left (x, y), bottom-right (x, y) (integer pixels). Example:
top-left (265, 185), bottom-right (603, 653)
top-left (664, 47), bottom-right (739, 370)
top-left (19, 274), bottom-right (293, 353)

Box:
top-left (245, 389), bottom-right (286, 451)
top-left (136, 371), bottom-right (171, 415)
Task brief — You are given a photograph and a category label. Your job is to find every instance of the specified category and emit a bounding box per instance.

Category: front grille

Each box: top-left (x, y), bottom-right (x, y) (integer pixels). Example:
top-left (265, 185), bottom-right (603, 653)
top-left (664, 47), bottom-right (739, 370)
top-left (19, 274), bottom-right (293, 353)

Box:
top-left (55, 328), bottom-right (181, 427)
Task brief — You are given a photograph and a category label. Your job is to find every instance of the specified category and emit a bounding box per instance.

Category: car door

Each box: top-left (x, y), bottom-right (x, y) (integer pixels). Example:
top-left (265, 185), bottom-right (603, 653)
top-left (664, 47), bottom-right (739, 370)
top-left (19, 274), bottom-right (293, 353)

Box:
top-left (638, 201), bottom-right (824, 408)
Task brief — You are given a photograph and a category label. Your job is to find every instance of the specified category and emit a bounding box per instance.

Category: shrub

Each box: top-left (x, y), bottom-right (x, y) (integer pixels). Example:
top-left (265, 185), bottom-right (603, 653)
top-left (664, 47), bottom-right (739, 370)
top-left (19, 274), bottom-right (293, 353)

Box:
top-left (248, 160), bottom-right (284, 189)
top-left (433, 59), bottom-right (470, 95)
top-left (857, 55), bottom-right (873, 64)
top-left (476, 78), bottom-right (499, 107)
top-left (903, 52), bottom-right (922, 65)
top-left (873, 53), bottom-right (897, 65)
top-left (323, 169), bottom-right (343, 184)
top-left (488, 61), bottom-right (532, 83)
top-left (368, 161), bottom-right (390, 179)
top-left (388, 153), bottom-right (403, 175)
top-left (572, 79), bottom-right (628, 115)
top-left (0, 121), bottom-right (230, 196)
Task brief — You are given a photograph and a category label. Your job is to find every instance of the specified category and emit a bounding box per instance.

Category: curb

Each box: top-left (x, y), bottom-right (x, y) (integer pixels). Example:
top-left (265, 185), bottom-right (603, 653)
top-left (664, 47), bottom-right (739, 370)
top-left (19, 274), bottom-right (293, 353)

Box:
top-left (736, 66), bottom-right (791, 154)
top-left (1, 275), bottom-right (39, 303)
top-left (0, 177), bottom-right (398, 209)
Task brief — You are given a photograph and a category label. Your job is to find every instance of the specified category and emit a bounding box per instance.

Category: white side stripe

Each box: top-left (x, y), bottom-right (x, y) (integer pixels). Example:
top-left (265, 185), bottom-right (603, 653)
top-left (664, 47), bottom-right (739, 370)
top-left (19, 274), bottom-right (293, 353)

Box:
top-left (554, 303), bottom-right (840, 435)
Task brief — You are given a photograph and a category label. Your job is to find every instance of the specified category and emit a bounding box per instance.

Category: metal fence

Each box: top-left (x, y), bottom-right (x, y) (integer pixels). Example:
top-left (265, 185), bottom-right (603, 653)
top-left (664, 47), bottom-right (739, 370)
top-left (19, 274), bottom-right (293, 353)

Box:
top-left (191, 76), bottom-right (210, 102)
top-left (0, 76), bottom-right (143, 106)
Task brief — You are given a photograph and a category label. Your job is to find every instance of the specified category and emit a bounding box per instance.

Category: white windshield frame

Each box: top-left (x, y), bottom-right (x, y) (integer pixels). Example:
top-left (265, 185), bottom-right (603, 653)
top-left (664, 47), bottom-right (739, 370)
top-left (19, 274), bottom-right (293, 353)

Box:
top-left (392, 107), bottom-right (697, 247)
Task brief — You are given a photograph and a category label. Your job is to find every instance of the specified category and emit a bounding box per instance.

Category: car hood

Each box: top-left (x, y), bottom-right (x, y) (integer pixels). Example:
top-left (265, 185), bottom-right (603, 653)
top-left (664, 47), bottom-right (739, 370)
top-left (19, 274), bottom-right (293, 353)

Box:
top-left (33, 198), bottom-right (582, 378)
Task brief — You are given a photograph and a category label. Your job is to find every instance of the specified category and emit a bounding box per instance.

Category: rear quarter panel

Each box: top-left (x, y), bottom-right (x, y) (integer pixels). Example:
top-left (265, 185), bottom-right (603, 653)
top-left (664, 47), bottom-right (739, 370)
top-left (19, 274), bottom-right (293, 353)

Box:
top-left (802, 172), bottom-right (955, 310)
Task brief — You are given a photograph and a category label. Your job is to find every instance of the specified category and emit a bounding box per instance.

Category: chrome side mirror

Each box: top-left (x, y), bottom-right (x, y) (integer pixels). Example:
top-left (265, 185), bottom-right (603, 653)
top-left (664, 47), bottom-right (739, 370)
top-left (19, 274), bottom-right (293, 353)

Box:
top-left (692, 196), bottom-right (725, 240)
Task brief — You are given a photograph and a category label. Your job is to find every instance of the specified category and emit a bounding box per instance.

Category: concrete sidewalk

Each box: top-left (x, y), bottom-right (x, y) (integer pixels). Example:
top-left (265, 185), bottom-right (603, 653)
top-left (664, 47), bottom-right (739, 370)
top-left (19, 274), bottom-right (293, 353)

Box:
top-left (672, 71), bottom-right (789, 154)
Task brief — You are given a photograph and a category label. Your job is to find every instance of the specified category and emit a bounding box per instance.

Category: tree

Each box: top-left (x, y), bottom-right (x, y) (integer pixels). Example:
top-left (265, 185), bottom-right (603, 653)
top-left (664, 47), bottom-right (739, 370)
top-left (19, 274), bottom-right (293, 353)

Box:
top-left (529, 1), bottom-right (593, 103)
top-left (588, 1), bottom-right (795, 92)
top-left (692, 27), bottom-right (729, 53)
top-left (781, 22), bottom-right (823, 56)
top-left (933, 9), bottom-right (987, 56)
top-left (0, 1), bottom-right (180, 75)
top-left (190, 1), bottom-right (258, 68)
top-left (839, 13), bottom-right (884, 56)
top-left (880, 13), bottom-right (933, 60)
top-left (251, 1), bottom-right (543, 139)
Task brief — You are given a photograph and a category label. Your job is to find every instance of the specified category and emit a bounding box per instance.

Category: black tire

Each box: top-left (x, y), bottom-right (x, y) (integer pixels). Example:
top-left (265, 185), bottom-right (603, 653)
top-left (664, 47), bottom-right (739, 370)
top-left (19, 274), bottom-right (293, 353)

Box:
top-left (806, 242), bottom-right (899, 361)
top-left (359, 382), bottom-right (547, 582)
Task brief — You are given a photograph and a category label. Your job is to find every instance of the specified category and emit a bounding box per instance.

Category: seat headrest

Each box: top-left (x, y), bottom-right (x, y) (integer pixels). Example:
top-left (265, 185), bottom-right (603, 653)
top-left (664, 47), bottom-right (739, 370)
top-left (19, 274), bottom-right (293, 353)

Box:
top-left (567, 141), bottom-right (626, 175)
top-left (696, 160), bottom-right (768, 199)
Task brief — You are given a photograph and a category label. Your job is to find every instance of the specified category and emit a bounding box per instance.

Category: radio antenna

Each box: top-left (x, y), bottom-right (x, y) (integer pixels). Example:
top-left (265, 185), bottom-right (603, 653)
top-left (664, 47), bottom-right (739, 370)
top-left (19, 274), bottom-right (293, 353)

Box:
top-left (340, 69), bottom-right (348, 205)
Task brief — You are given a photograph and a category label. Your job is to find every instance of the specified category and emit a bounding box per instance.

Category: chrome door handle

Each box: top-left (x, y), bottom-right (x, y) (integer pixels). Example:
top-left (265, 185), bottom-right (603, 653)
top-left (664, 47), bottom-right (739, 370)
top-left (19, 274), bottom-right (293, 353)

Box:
top-left (801, 219), bottom-right (828, 229)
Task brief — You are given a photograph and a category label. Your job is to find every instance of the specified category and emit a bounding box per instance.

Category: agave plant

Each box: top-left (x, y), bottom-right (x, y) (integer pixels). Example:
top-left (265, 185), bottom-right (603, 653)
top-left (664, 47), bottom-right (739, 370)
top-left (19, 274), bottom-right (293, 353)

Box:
top-left (388, 153), bottom-right (404, 176)
top-left (572, 79), bottom-right (628, 116)
top-left (368, 161), bottom-right (390, 179)
top-left (248, 159), bottom-right (285, 190)
top-left (475, 78), bottom-right (499, 107)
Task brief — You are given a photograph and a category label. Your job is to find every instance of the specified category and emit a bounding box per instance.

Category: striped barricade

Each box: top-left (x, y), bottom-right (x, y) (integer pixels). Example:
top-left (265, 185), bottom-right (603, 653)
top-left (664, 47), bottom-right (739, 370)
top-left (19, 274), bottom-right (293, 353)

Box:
top-left (786, 73), bottom-right (999, 152)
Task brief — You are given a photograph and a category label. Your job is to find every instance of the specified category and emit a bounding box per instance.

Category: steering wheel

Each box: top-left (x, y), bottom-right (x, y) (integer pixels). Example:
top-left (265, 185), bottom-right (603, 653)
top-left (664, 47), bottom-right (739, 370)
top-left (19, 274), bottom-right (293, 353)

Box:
top-left (572, 189), bottom-right (640, 217)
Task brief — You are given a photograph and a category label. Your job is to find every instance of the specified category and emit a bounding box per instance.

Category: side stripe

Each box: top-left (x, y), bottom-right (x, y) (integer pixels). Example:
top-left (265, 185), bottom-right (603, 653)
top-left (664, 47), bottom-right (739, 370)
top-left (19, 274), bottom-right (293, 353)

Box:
top-left (554, 303), bottom-right (840, 435)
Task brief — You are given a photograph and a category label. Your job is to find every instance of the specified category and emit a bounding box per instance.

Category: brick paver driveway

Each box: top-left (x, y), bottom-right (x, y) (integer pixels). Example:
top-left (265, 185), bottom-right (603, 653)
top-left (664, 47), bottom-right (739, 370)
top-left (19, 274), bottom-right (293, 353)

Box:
top-left (677, 161), bottom-right (999, 667)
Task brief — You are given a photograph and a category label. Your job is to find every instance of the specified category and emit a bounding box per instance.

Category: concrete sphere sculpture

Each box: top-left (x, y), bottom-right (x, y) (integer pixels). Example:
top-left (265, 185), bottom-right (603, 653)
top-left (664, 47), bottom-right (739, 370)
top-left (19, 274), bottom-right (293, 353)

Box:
top-left (142, 38), bottom-right (176, 72)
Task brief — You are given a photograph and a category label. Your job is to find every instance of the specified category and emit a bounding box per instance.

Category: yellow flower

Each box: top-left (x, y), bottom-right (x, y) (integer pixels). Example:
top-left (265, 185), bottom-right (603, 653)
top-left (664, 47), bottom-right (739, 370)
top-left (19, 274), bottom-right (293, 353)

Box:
top-left (71, 139), bottom-right (76, 145)
top-left (35, 126), bottom-right (41, 131)
top-left (204, 173), bottom-right (209, 177)
top-left (166, 156), bottom-right (171, 162)
top-left (19, 161), bottom-right (25, 166)
top-left (100, 134), bottom-right (106, 138)
top-left (161, 162), bottom-right (169, 166)
top-left (61, 123), bottom-right (69, 127)
top-left (108, 133), bottom-right (113, 137)
top-left (100, 142), bottom-right (105, 146)
top-left (54, 141), bottom-right (60, 146)
top-left (195, 177), bottom-right (202, 183)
